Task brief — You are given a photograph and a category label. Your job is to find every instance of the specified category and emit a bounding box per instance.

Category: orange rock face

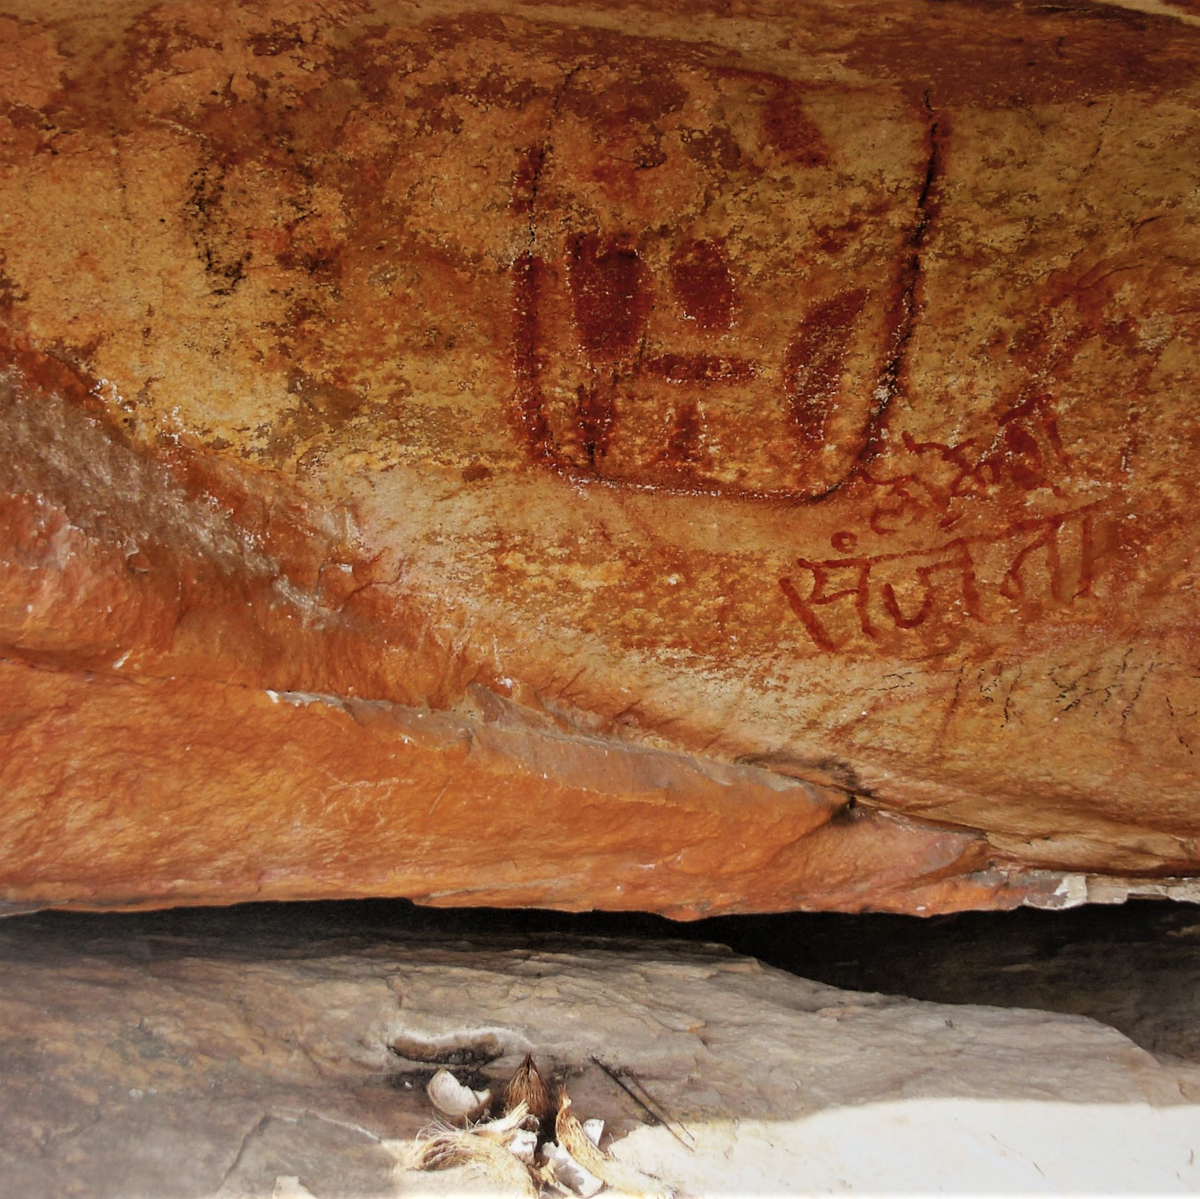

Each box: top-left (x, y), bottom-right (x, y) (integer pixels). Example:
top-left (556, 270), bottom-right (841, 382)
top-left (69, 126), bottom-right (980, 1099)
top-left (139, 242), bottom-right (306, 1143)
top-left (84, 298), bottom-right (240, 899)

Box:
top-left (1, 0), bottom-right (1198, 916)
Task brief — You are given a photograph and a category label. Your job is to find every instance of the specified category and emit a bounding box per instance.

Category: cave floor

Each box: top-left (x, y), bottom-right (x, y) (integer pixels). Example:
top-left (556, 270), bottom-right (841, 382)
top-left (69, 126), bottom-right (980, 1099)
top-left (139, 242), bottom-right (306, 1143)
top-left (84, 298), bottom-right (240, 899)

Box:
top-left (1, 899), bottom-right (1198, 1197)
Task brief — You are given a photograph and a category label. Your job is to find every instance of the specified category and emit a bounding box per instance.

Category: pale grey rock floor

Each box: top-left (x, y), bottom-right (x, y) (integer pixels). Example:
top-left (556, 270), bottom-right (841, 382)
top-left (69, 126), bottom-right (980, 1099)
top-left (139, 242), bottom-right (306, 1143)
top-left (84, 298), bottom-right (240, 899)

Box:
top-left (0, 900), bottom-right (1198, 1197)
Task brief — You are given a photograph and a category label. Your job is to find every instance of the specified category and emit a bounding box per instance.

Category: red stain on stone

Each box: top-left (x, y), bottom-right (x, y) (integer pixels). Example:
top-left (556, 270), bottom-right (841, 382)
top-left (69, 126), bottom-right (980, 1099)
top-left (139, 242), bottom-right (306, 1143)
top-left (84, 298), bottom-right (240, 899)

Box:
top-left (643, 355), bottom-right (755, 384)
top-left (577, 382), bottom-right (615, 466)
top-left (561, 71), bottom-right (689, 138)
top-left (761, 88), bottom-right (829, 167)
top-left (784, 289), bottom-right (869, 452)
top-left (511, 145), bottom-right (544, 216)
top-left (665, 401), bottom-right (701, 467)
top-left (510, 252), bottom-right (554, 464)
top-left (567, 234), bottom-right (649, 361)
top-left (669, 238), bottom-right (735, 331)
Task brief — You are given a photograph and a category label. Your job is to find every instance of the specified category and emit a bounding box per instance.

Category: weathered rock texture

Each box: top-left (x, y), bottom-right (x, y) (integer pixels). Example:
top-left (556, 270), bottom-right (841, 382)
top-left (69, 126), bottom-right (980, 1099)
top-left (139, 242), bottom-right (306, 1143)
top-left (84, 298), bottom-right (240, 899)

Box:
top-left (705, 898), bottom-right (1200, 1063)
top-left (1, 0), bottom-right (1199, 914)
top-left (2, 907), bottom-right (1199, 1197)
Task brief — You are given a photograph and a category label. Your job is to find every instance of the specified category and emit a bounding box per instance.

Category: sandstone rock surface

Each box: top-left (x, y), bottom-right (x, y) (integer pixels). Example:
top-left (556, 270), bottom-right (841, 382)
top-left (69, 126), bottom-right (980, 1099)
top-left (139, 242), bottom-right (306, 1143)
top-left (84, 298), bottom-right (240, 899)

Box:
top-left (705, 899), bottom-right (1200, 1063)
top-left (2, 906), bottom-right (1199, 1197)
top-left (2, 0), bottom-right (1199, 913)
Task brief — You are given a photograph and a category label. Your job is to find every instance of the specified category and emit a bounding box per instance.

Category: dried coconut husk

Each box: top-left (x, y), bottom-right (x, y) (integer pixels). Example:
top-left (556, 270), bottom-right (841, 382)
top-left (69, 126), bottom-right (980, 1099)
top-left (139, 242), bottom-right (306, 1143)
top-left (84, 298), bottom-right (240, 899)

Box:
top-left (555, 1090), bottom-right (673, 1199)
top-left (504, 1053), bottom-right (553, 1133)
top-left (405, 1130), bottom-right (539, 1196)
top-left (471, 1101), bottom-right (537, 1144)
top-left (402, 1101), bottom-right (539, 1197)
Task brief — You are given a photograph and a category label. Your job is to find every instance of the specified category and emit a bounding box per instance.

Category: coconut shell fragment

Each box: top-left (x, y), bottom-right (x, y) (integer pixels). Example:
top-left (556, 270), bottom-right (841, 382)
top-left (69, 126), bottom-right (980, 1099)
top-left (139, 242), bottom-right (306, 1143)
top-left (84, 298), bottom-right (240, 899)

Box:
top-left (426, 1068), bottom-right (493, 1124)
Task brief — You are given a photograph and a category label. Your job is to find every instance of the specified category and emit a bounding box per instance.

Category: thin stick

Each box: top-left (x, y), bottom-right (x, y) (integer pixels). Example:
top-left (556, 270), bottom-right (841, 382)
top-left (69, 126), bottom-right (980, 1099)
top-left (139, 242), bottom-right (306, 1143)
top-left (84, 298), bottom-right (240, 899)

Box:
top-left (622, 1066), bottom-right (697, 1149)
top-left (589, 1055), bottom-right (695, 1151)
